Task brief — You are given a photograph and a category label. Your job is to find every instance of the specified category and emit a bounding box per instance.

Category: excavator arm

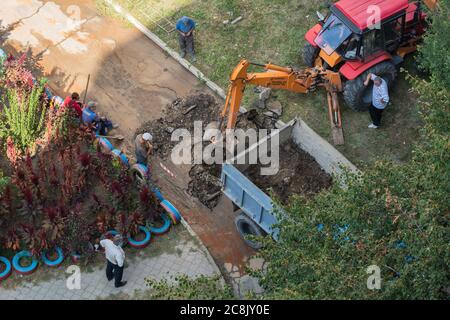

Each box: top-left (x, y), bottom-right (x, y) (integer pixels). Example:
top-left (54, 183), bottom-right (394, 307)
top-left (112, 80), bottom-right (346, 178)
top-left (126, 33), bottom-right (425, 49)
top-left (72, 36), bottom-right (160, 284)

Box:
top-left (219, 59), bottom-right (345, 145)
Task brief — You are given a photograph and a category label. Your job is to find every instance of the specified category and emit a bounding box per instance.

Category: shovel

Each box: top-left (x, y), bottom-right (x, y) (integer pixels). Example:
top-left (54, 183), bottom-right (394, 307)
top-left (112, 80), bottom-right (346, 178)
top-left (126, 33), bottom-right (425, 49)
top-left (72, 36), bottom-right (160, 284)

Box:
top-left (327, 91), bottom-right (345, 146)
top-left (96, 134), bottom-right (125, 141)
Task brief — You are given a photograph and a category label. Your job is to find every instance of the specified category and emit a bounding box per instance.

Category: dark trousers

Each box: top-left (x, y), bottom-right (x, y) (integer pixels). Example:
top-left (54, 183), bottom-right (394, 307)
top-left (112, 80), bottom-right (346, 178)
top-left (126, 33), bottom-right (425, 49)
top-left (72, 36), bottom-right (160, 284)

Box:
top-left (179, 34), bottom-right (194, 55)
top-left (369, 105), bottom-right (384, 127)
top-left (106, 260), bottom-right (124, 287)
top-left (95, 119), bottom-right (113, 136)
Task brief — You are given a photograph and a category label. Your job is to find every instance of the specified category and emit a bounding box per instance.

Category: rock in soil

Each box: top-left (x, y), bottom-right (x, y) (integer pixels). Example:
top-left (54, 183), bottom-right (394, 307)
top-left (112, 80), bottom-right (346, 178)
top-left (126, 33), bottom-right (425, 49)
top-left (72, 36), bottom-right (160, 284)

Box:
top-left (243, 141), bottom-right (332, 204)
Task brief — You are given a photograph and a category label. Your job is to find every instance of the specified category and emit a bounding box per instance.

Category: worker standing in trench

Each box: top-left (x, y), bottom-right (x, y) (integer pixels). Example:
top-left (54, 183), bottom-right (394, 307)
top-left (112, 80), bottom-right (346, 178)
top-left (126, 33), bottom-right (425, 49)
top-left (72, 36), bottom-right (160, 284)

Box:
top-left (135, 132), bottom-right (154, 165)
top-left (176, 16), bottom-right (197, 62)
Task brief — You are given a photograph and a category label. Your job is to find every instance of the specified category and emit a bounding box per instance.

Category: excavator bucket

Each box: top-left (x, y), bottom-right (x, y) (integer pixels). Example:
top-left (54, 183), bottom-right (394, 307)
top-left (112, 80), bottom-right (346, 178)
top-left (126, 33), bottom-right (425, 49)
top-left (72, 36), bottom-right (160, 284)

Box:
top-left (327, 91), bottom-right (345, 146)
top-left (332, 126), bottom-right (345, 146)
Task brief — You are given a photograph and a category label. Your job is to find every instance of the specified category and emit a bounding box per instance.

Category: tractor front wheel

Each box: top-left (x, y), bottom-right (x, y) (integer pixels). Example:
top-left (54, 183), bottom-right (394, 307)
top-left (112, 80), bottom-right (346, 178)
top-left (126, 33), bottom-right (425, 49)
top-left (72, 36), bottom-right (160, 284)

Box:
top-left (302, 43), bottom-right (320, 67)
top-left (343, 61), bottom-right (397, 111)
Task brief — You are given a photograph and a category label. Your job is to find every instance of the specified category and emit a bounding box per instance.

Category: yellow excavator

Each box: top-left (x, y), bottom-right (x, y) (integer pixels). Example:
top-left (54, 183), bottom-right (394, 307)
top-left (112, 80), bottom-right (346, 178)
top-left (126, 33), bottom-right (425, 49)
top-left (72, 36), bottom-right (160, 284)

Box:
top-left (217, 0), bottom-right (439, 145)
top-left (218, 59), bottom-right (345, 144)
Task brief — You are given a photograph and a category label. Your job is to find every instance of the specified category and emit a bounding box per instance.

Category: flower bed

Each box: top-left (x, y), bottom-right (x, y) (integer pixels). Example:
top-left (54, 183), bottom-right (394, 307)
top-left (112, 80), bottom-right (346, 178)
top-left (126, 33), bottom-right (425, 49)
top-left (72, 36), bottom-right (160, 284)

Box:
top-left (0, 52), bottom-right (182, 274)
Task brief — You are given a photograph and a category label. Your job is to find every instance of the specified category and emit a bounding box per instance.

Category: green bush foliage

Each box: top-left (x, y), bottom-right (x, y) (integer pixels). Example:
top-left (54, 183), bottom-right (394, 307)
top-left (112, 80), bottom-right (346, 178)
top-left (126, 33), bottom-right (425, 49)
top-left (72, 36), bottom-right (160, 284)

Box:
top-left (254, 1), bottom-right (450, 300)
top-left (0, 82), bottom-right (47, 153)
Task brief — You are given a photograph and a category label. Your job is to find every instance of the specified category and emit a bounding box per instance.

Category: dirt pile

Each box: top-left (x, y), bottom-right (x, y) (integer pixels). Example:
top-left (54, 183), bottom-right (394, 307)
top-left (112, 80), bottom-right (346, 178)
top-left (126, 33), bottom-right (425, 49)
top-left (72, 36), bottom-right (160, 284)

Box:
top-left (136, 93), bottom-right (220, 159)
top-left (244, 141), bottom-right (332, 204)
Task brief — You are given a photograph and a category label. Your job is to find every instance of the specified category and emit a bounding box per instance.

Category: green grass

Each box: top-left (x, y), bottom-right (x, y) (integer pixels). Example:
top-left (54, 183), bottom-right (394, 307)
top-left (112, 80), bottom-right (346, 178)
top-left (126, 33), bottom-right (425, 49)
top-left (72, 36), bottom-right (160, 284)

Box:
top-left (96, 0), bottom-right (422, 165)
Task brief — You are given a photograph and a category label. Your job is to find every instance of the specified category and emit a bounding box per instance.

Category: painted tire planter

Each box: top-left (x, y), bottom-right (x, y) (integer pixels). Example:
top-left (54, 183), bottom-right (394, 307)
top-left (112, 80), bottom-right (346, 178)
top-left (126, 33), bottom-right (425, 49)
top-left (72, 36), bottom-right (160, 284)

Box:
top-left (52, 95), bottom-right (64, 107)
top-left (127, 226), bottom-right (152, 249)
top-left (112, 149), bottom-right (130, 167)
top-left (12, 251), bottom-right (39, 275)
top-left (152, 186), bottom-right (164, 201)
top-left (41, 247), bottom-right (64, 268)
top-left (131, 163), bottom-right (149, 185)
top-left (95, 137), bottom-right (114, 154)
top-left (160, 199), bottom-right (182, 225)
top-left (71, 252), bottom-right (81, 264)
top-left (0, 256), bottom-right (12, 281)
top-left (149, 214), bottom-right (171, 235)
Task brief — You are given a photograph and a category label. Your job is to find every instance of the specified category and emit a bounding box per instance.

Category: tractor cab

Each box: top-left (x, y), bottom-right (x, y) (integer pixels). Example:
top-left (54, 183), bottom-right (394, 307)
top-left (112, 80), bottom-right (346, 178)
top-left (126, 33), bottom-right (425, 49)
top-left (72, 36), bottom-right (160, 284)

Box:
top-left (303, 0), bottom-right (431, 111)
top-left (305, 0), bottom-right (428, 70)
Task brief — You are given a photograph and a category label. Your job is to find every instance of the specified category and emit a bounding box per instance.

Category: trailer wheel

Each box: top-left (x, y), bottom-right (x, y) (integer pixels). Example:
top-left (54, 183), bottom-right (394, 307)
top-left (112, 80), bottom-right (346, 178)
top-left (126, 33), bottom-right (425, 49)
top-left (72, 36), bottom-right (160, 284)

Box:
top-left (343, 61), bottom-right (397, 111)
top-left (302, 43), bottom-right (319, 67)
top-left (235, 213), bottom-right (265, 250)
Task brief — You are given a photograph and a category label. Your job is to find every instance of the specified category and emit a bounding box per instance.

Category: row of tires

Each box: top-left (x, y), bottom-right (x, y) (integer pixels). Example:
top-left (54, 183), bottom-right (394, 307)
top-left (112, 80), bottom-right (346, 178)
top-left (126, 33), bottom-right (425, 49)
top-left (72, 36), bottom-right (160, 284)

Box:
top-left (0, 204), bottom-right (181, 281)
top-left (0, 136), bottom-right (182, 282)
top-left (0, 51), bottom-right (183, 280)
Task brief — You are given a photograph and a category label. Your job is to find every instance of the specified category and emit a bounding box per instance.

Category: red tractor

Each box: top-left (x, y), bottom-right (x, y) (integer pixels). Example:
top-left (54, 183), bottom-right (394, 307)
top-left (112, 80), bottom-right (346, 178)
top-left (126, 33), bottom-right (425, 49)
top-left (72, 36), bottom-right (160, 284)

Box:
top-left (303, 0), bottom-right (438, 111)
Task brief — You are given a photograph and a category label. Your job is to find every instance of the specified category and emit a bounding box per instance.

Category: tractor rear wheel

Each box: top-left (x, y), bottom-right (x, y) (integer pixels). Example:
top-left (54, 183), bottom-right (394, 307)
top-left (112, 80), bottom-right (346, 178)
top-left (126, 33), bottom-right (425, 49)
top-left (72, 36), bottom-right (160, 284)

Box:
top-left (343, 61), bottom-right (397, 111)
top-left (302, 43), bottom-right (319, 67)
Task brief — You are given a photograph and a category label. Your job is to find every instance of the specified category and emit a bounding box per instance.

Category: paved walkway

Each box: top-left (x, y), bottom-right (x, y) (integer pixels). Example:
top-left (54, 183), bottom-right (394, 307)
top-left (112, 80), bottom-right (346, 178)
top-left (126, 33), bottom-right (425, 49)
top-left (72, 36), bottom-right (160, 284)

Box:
top-left (0, 229), bottom-right (219, 300)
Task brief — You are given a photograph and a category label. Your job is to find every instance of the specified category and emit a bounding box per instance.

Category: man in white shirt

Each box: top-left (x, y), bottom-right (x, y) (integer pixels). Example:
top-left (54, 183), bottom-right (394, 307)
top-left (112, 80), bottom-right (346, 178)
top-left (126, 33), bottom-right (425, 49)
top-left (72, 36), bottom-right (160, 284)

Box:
top-left (100, 234), bottom-right (127, 288)
top-left (364, 73), bottom-right (390, 129)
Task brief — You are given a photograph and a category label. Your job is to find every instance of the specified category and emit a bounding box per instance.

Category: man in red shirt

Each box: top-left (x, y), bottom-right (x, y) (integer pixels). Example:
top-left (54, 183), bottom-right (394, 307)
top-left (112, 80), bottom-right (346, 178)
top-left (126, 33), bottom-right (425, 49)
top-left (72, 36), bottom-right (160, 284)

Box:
top-left (62, 92), bottom-right (83, 117)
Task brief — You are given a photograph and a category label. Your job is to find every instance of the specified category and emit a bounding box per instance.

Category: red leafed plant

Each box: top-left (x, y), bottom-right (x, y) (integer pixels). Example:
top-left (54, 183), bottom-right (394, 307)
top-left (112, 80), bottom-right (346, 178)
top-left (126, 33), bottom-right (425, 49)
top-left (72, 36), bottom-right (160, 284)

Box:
top-left (41, 207), bottom-right (65, 243)
top-left (20, 224), bottom-right (49, 256)
top-left (115, 211), bottom-right (144, 237)
top-left (139, 185), bottom-right (163, 222)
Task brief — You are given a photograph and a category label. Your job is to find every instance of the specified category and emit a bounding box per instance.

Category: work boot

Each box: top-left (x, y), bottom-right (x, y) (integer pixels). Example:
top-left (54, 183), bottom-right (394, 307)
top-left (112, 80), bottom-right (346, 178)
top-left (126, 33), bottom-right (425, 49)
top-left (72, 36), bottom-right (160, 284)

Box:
top-left (115, 281), bottom-right (127, 288)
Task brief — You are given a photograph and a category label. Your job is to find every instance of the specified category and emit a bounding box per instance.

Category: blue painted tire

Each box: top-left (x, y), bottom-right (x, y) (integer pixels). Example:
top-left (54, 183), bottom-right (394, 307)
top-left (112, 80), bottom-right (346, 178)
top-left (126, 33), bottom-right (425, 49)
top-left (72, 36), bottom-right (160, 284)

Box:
top-left (41, 247), bottom-right (64, 267)
top-left (160, 199), bottom-right (182, 225)
top-left (52, 95), bottom-right (64, 107)
top-left (12, 251), bottom-right (38, 275)
top-left (131, 163), bottom-right (149, 184)
top-left (149, 214), bottom-right (171, 235)
top-left (96, 137), bottom-right (114, 154)
top-left (112, 149), bottom-right (130, 167)
top-left (152, 186), bottom-right (164, 201)
top-left (44, 86), bottom-right (53, 100)
top-left (0, 256), bottom-right (12, 281)
top-left (127, 226), bottom-right (151, 249)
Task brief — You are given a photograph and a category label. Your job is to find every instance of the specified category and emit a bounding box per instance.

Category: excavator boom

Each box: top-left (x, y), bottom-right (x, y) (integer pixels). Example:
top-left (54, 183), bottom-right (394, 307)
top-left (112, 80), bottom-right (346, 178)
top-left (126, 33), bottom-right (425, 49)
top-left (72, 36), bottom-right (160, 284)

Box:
top-left (219, 59), bottom-right (345, 145)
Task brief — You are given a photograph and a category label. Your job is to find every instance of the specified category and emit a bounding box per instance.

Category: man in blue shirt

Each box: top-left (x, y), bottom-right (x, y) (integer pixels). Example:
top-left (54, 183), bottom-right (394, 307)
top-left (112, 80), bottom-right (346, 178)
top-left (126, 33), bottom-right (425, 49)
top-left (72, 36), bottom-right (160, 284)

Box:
top-left (176, 16), bottom-right (196, 62)
top-left (364, 73), bottom-right (390, 128)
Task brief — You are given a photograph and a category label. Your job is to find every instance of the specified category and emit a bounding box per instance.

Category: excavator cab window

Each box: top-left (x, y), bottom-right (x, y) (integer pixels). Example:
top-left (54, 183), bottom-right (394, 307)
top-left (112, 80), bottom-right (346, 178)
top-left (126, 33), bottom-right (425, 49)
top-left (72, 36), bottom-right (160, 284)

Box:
top-left (362, 28), bottom-right (384, 60)
top-left (383, 15), bottom-right (406, 52)
top-left (340, 35), bottom-right (362, 60)
top-left (314, 14), bottom-right (352, 55)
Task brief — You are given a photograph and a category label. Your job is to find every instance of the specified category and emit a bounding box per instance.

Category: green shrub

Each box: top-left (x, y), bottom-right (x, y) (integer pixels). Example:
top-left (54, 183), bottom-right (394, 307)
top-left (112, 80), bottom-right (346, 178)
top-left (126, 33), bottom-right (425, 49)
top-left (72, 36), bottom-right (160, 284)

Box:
top-left (0, 82), bottom-right (47, 153)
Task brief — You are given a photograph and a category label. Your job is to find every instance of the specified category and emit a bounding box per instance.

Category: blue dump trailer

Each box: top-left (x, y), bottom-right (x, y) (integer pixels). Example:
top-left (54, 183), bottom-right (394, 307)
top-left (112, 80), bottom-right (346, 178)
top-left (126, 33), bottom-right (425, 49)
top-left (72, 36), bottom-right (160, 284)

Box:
top-left (220, 119), bottom-right (358, 249)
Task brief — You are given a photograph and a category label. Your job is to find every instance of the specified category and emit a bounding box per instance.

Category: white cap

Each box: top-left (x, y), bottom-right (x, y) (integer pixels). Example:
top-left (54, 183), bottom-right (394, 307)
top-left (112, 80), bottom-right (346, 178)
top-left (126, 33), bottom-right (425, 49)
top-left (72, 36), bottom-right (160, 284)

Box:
top-left (87, 101), bottom-right (97, 108)
top-left (142, 132), bottom-right (153, 141)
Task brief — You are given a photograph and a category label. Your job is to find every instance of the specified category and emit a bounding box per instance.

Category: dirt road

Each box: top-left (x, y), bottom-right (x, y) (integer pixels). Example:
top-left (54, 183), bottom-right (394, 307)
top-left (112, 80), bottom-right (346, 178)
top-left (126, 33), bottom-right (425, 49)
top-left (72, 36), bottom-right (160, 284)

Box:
top-left (1, 0), bottom-right (253, 276)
